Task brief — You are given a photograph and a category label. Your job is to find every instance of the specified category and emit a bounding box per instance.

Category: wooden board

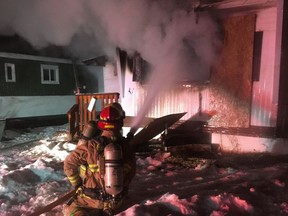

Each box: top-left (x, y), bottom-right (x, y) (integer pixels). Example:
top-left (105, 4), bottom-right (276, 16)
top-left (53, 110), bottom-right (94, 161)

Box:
top-left (130, 112), bottom-right (187, 149)
top-left (209, 14), bottom-right (255, 128)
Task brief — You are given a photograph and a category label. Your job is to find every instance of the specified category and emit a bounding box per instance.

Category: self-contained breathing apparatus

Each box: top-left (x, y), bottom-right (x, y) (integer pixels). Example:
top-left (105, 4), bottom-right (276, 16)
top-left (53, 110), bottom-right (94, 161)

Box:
top-left (104, 142), bottom-right (124, 196)
top-left (73, 105), bottom-right (126, 204)
top-left (82, 140), bottom-right (124, 203)
top-left (79, 140), bottom-right (124, 203)
top-left (67, 140), bottom-right (125, 206)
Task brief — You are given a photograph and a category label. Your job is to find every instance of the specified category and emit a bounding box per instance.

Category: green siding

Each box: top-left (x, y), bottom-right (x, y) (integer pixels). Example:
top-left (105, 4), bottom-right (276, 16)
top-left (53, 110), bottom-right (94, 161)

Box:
top-left (0, 57), bottom-right (76, 96)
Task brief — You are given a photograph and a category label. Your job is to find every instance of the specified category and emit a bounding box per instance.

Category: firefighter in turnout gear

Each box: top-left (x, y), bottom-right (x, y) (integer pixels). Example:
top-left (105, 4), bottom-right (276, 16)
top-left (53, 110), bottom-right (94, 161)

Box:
top-left (76, 102), bottom-right (126, 147)
top-left (63, 105), bottom-right (136, 216)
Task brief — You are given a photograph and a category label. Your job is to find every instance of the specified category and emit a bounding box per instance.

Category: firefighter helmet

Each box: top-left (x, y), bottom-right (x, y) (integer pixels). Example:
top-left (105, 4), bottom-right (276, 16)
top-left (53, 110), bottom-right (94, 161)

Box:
top-left (110, 102), bottom-right (126, 119)
top-left (98, 106), bottom-right (124, 130)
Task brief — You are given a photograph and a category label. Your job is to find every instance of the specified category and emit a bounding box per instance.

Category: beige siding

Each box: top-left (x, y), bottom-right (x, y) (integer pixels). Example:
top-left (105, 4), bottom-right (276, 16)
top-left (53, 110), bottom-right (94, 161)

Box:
top-left (251, 7), bottom-right (278, 126)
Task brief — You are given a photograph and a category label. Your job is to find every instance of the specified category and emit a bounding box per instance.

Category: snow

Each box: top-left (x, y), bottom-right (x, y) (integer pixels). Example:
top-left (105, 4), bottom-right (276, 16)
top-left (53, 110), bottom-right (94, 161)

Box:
top-left (1, 125), bottom-right (288, 216)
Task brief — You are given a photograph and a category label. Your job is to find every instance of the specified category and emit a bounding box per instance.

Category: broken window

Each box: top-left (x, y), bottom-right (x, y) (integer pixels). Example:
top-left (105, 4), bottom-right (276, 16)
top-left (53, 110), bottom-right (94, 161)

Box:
top-left (132, 53), bottom-right (142, 82)
top-left (252, 31), bottom-right (263, 82)
top-left (132, 53), bottom-right (150, 84)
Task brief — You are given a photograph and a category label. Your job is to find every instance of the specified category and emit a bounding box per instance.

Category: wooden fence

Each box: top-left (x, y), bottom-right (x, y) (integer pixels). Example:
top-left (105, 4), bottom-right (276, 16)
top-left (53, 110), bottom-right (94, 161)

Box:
top-left (67, 92), bottom-right (120, 140)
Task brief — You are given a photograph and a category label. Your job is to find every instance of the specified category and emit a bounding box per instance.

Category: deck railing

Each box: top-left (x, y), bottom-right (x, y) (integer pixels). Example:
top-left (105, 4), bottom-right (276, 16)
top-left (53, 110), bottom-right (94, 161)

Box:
top-left (67, 92), bottom-right (120, 140)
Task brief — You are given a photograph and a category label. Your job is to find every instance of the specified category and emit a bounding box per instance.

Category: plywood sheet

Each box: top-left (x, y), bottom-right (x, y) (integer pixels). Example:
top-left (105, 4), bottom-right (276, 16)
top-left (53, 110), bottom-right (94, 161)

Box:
top-left (209, 14), bottom-right (256, 127)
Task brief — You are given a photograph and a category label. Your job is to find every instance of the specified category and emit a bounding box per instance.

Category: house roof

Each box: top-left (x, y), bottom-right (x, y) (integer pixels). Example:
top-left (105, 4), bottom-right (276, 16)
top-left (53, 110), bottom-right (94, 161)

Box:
top-left (0, 34), bottom-right (72, 59)
top-left (82, 56), bottom-right (108, 66)
top-left (199, 0), bottom-right (276, 11)
top-left (0, 52), bottom-right (73, 63)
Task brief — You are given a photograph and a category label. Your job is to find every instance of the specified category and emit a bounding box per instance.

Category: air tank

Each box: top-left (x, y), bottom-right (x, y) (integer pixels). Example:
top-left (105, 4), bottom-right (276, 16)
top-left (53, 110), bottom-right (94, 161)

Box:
top-left (104, 143), bottom-right (123, 196)
top-left (77, 120), bottom-right (99, 146)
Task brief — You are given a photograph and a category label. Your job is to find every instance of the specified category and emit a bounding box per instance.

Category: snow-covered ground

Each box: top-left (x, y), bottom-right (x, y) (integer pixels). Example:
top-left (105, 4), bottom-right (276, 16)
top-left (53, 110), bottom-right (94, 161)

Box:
top-left (0, 124), bottom-right (288, 216)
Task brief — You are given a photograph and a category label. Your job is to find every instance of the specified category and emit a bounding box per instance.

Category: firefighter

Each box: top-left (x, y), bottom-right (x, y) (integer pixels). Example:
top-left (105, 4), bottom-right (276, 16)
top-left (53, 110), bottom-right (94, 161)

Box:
top-left (63, 105), bottom-right (136, 216)
top-left (77, 102), bottom-right (125, 147)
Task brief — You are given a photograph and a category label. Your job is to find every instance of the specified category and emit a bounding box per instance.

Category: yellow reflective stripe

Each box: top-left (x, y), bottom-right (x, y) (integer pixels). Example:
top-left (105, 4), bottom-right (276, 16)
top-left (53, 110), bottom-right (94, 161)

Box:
top-left (68, 174), bottom-right (81, 184)
top-left (79, 165), bottom-right (87, 178)
top-left (80, 165), bottom-right (86, 171)
top-left (88, 164), bottom-right (100, 172)
top-left (68, 174), bottom-right (79, 181)
top-left (79, 192), bottom-right (92, 199)
top-left (104, 124), bottom-right (115, 129)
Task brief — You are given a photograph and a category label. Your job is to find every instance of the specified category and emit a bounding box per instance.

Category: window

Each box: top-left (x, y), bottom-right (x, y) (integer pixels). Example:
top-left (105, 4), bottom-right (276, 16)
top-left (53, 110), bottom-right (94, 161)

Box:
top-left (131, 53), bottom-right (150, 84)
top-left (5, 63), bottom-right (16, 82)
top-left (252, 31), bottom-right (263, 82)
top-left (41, 64), bottom-right (59, 84)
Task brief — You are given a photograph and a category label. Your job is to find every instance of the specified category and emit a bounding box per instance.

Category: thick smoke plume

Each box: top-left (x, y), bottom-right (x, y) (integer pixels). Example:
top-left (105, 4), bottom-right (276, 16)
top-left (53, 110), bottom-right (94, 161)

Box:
top-left (0, 0), bottom-right (221, 126)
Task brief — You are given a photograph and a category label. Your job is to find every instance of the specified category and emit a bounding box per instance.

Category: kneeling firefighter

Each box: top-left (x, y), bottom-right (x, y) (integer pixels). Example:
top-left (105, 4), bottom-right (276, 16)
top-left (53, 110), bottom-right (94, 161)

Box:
top-left (63, 105), bottom-right (136, 216)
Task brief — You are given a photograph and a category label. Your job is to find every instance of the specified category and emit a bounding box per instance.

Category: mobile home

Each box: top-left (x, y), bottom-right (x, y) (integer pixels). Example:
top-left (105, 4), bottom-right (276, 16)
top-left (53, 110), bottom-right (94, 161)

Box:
top-left (0, 52), bottom-right (76, 139)
top-left (103, 0), bottom-right (288, 153)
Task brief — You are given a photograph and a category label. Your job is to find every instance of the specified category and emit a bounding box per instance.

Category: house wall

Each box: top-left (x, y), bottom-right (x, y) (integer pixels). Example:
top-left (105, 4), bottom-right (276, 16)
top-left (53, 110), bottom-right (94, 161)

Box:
top-left (0, 54), bottom-right (75, 96)
top-left (212, 5), bottom-right (286, 153)
top-left (77, 64), bottom-right (104, 93)
top-left (103, 63), bottom-right (119, 93)
top-left (78, 64), bottom-right (117, 111)
top-left (251, 7), bottom-right (278, 127)
top-left (0, 53), bottom-right (76, 121)
top-left (121, 14), bottom-right (257, 125)
top-left (107, 3), bottom-right (286, 153)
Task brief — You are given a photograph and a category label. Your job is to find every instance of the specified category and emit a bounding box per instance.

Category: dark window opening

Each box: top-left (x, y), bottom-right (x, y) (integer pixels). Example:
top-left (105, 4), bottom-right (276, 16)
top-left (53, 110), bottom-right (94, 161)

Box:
top-left (5, 63), bottom-right (16, 82)
top-left (252, 31), bottom-right (263, 81)
top-left (7, 68), bottom-right (13, 80)
top-left (132, 53), bottom-right (150, 84)
top-left (43, 69), bottom-right (50, 81)
top-left (50, 70), bottom-right (55, 81)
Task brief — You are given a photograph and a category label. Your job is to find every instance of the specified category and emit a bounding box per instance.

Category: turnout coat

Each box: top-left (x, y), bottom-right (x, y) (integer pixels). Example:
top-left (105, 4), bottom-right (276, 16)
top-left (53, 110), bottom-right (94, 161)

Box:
top-left (63, 133), bottom-right (136, 212)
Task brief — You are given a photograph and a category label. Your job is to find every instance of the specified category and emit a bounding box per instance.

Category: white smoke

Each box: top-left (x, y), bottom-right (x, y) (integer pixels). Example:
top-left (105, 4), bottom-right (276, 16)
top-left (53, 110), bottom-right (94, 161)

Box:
top-left (0, 0), bottom-right (220, 61)
top-left (0, 0), bottom-right (83, 48)
top-left (0, 0), bottom-right (222, 124)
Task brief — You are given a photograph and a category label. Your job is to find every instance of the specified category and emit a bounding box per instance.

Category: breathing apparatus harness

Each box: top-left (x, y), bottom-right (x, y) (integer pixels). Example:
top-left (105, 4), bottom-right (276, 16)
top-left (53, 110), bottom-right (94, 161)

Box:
top-left (70, 135), bottom-right (125, 206)
top-left (68, 105), bottom-right (127, 206)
